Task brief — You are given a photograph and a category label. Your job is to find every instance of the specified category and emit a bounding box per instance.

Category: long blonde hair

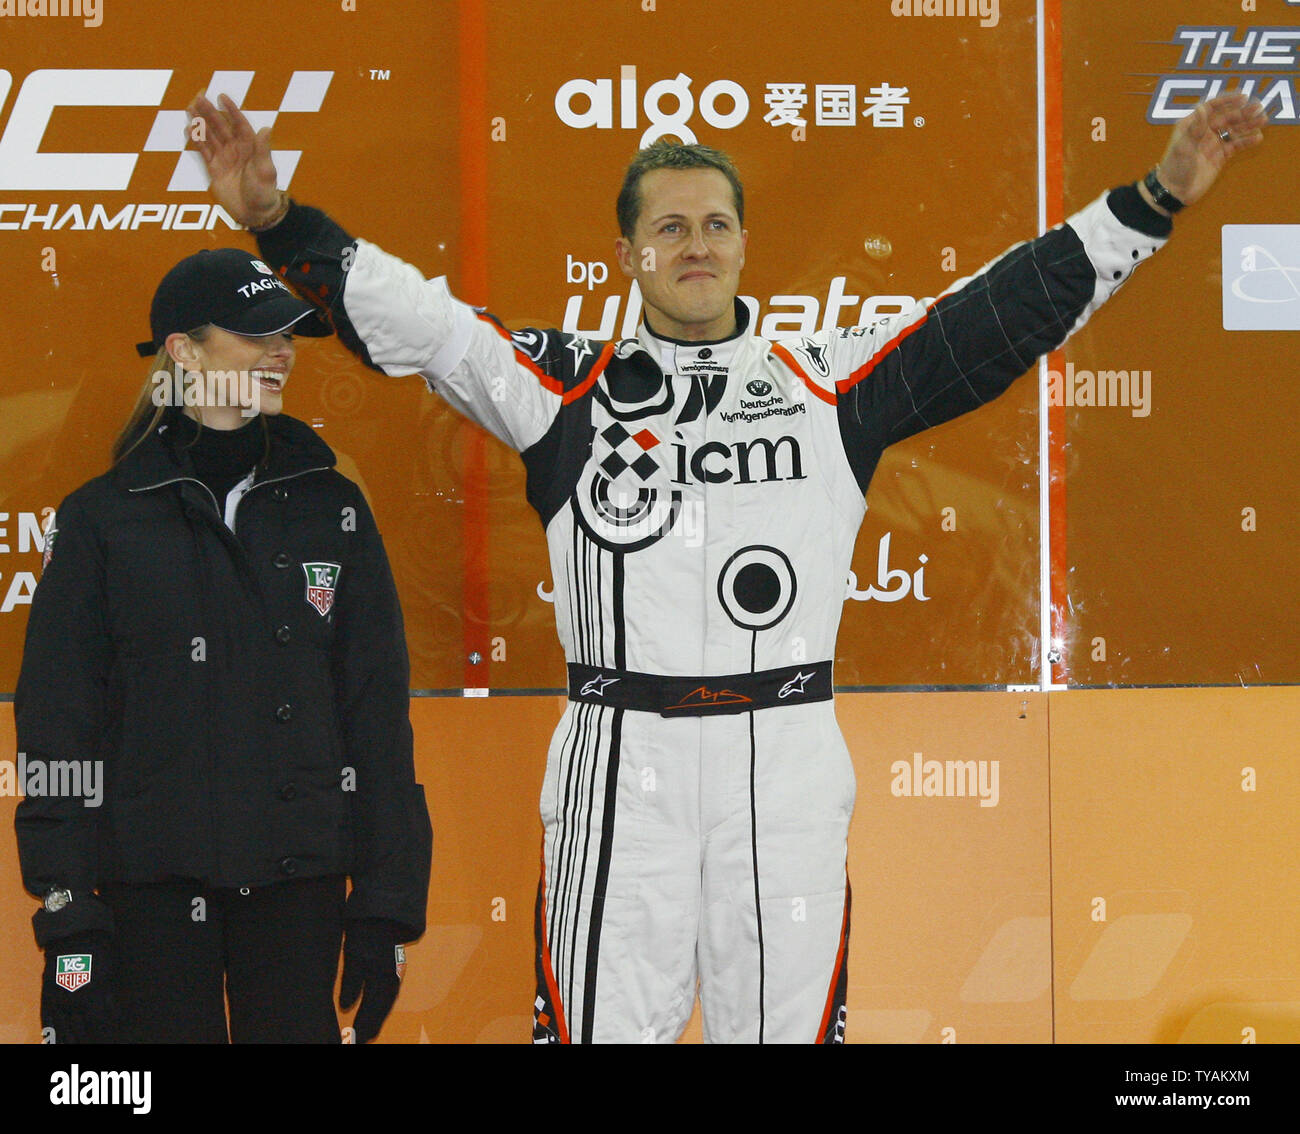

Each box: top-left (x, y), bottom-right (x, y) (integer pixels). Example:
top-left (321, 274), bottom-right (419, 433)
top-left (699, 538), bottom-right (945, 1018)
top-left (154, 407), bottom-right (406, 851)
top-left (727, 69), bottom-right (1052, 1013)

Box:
top-left (112, 327), bottom-right (217, 463)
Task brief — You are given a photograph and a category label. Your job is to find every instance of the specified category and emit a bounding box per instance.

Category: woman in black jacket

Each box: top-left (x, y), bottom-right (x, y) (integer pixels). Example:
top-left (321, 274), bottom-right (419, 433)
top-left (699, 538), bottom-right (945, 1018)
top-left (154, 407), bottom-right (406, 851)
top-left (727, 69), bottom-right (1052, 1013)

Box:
top-left (14, 247), bottom-right (432, 1043)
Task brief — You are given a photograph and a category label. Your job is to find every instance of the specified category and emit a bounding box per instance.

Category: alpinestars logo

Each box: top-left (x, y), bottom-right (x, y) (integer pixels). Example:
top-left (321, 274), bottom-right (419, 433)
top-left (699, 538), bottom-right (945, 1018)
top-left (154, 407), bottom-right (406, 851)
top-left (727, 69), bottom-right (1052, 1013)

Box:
top-left (797, 338), bottom-right (831, 377)
top-left (0, 68), bottom-right (332, 232)
top-left (778, 671), bottom-right (813, 699)
top-left (580, 674), bottom-right (620, 696)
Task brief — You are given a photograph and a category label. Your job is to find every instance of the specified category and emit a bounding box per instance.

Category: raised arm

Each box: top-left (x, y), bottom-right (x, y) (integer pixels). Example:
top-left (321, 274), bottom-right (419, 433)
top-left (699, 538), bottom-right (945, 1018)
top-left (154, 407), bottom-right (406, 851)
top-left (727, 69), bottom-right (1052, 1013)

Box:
top-left (186, 93), bottom-right (610, 462)
top-left (806, 94), bottom-right (1268, 490)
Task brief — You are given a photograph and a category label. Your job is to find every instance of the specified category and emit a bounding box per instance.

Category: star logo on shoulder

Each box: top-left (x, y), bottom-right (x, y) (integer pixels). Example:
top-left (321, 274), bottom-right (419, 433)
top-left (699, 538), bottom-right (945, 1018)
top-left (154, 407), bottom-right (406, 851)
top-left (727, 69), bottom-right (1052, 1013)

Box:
top-left (799, 340), bottom-right (830, 378)
top-left (566, 336), bottom-right (594, 369)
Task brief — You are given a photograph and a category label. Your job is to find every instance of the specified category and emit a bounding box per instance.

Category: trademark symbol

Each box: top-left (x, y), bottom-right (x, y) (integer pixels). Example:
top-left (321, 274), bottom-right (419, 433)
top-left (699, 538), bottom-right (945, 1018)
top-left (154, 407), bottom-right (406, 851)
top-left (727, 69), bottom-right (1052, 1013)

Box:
top-left (913, 115), bottom-right (925, 128)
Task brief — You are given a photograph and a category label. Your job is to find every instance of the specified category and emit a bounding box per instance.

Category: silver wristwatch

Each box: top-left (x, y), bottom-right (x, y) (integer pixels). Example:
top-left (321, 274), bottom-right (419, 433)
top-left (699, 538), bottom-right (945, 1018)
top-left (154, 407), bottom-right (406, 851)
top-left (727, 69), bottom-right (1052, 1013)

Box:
top-left (43, 888), bottom-right (73, 913)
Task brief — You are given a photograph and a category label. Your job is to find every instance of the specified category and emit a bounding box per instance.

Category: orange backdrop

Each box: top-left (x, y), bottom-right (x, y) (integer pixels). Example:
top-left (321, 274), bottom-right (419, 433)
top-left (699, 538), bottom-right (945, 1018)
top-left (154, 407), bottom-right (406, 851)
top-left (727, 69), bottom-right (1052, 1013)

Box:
top-left (1, 0), bottom-right (1296, 1043)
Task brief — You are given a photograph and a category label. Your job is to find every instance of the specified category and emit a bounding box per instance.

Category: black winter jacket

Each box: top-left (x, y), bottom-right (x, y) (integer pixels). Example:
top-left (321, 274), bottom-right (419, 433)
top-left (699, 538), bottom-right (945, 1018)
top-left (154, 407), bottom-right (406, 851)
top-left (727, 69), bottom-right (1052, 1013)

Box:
top-left (14, 411), bottom-right (431, 940)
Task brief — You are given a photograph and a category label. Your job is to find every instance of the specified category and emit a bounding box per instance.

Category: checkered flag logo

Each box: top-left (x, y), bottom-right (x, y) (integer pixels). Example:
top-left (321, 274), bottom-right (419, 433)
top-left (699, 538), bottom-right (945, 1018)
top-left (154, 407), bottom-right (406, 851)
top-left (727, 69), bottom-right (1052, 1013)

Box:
top-left (598, 423), bottom-right (660, 482)
top-left (147, 70), bottom-right (333, 191)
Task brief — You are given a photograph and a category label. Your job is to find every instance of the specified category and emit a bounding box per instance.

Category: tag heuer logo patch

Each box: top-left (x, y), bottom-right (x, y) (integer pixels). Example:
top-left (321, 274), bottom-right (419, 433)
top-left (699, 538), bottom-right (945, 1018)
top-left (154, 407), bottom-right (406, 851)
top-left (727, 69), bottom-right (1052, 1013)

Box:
top-left (55, 954), bottom-right (92, 992)
top-left (303, 562), bottom-right (342, 616)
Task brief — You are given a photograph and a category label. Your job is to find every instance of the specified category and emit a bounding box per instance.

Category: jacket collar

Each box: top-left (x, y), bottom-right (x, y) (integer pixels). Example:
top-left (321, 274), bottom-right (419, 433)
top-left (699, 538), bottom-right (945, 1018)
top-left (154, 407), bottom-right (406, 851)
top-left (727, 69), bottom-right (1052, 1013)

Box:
top-left (115, 409), bottom-right (336, 491)
top-left (639, 296), bottom-right (754, 345)
top-left (638, 299), bottom-right (754, 379)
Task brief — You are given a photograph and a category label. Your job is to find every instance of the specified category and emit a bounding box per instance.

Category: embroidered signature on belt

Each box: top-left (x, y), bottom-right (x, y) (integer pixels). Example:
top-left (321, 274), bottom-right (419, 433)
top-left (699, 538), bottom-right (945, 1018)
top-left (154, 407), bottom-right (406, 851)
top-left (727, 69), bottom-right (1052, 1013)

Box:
top-left (662, 686), bottom-right (754, 712)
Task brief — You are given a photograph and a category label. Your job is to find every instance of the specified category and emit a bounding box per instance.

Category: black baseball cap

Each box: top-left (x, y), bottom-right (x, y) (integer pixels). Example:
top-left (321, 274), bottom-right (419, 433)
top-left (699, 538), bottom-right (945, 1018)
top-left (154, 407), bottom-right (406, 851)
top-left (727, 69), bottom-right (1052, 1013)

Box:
top-left (135, 248), bottom-right (333, 358)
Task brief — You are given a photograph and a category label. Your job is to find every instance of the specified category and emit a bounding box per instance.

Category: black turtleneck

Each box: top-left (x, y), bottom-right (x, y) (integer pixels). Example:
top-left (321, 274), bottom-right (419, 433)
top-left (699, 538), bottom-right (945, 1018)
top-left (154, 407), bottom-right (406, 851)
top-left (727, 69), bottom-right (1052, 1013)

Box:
top-left (167, 412), bottom-right (267, 510)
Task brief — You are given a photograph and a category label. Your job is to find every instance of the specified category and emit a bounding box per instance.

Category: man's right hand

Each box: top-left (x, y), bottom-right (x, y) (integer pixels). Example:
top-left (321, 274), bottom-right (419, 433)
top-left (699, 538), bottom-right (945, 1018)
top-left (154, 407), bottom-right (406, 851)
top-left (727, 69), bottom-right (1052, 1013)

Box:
top-left (186, 92), bottom-right (285, 229)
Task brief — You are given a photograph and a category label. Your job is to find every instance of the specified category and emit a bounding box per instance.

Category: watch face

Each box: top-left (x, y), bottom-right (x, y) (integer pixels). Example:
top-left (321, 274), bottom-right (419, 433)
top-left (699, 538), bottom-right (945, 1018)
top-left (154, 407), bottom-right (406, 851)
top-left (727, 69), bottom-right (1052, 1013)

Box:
top-left (44, 890), bottom-right (71, 913)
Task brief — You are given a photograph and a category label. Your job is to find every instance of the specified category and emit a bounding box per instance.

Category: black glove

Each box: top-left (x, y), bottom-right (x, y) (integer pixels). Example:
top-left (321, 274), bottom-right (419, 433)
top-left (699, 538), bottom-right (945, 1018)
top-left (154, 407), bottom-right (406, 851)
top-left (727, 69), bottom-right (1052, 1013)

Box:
top-left (339, 919), bottom-right (408, 1043)
top-left (40, 929), bottom-right (118, 1044)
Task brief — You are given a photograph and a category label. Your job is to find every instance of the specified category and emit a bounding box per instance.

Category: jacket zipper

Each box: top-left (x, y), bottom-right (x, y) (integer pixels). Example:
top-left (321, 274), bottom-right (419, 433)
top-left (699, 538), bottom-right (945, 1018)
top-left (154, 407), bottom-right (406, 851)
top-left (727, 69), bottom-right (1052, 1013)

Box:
top-left (128, 465), bottom-right (330, 524)
top-left (228, 466), bottom-right (331, 534)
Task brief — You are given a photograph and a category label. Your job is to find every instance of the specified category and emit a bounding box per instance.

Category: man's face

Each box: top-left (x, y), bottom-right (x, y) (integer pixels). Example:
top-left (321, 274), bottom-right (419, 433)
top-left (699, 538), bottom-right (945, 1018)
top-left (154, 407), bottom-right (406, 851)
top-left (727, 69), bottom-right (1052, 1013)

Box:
top-left (615, 167), bottom-right (747, 342)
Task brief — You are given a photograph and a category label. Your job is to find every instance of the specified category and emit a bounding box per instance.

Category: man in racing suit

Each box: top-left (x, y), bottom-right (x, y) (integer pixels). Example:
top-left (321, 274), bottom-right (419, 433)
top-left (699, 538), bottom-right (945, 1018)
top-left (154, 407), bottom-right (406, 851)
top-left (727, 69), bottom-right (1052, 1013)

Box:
top-left (188, 91), bottom-right (1265, 1043)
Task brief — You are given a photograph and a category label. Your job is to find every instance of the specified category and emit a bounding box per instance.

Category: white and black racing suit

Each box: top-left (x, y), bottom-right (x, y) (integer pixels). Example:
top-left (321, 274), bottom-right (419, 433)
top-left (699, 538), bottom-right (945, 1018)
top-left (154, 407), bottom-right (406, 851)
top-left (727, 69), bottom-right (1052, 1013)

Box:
top-left (255, 185), bottom-right (1170, 1043)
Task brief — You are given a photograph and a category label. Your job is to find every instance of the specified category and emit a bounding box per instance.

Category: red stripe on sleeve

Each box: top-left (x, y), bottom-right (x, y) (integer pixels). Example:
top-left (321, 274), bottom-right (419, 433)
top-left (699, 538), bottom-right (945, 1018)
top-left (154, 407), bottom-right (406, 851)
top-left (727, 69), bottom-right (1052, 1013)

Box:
top-left (477, 313), bottom-right (565, 397)
top-left (837, 308), bottom-right (930, 394)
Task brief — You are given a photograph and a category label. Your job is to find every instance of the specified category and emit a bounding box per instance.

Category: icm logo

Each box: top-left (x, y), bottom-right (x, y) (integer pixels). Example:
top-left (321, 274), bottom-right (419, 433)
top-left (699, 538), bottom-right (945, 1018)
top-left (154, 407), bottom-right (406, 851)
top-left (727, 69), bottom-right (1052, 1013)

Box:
top-left (670, 434), bottom-right (805, 486)
top-left (0, 69), bottom-right (330, 231)
top-left (1222, 225), bottom-right (1300, 330)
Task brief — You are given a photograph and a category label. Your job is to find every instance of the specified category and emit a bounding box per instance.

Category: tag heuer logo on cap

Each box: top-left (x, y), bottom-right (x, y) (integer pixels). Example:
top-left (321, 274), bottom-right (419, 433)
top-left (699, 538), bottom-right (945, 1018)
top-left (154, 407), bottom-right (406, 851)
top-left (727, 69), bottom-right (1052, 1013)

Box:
top-left (251, 259), bottom-right (276, 275)
top-left (303, 562), bottom-right (342, 616)
top-left (55, 954), bottom-right (92, 992)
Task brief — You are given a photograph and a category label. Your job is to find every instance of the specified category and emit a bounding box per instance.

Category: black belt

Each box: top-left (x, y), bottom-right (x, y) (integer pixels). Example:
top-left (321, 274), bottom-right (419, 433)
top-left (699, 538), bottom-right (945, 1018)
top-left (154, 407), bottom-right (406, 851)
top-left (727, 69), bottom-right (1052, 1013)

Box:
top-left (566, 661), bottom-right (833, 717)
